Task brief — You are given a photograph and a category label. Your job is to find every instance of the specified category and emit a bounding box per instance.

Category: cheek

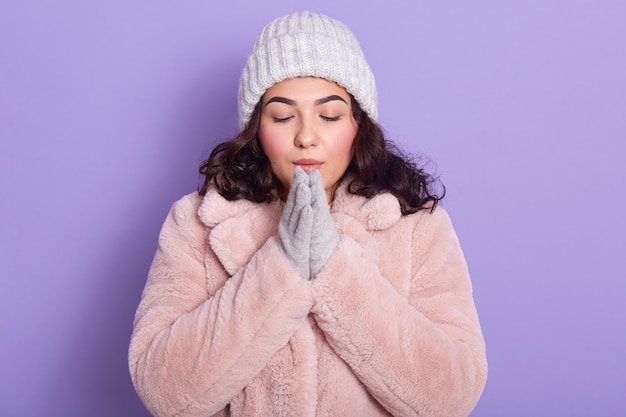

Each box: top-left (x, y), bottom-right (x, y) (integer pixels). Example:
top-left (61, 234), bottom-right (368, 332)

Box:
top-left (258, 125), bottom-right (284, 162)
top-left (340, 134), bottom-right (355, 155)
top-left (332, 124), bottom-right (358, 163)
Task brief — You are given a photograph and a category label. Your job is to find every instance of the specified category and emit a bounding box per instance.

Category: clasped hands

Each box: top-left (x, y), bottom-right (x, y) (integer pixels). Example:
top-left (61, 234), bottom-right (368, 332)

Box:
top-left (277, 167), bottom-right (339, 280)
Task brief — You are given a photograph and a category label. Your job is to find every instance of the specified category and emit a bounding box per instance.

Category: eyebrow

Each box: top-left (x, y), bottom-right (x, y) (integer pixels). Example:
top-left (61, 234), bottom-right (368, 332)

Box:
top-left (265, 96), bottom-right (295, 106)
top-left (315, 95), bottom-right (347, 105)
top-left (265, 95), bottom-right (347, 107)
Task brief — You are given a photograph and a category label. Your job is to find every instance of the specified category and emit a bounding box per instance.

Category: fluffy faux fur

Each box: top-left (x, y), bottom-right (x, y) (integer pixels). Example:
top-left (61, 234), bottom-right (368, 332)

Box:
top-left (129, 180), bottom-right (487, 417)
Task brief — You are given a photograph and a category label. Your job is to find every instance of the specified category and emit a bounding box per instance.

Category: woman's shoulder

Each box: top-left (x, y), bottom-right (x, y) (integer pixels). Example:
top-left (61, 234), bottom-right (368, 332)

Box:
top-left (401, 204), bottom-right (463, 253)
top-left (171, 191), bottom-right (203, 212)
top-left (165, 190), bottom-right (213, 219)
top-left (158, 192), bottom-right (205, 234)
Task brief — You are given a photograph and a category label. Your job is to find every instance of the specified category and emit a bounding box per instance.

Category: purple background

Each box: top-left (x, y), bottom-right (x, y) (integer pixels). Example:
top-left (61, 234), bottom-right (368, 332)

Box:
top-left (1, 1), bottom-right (624, 416)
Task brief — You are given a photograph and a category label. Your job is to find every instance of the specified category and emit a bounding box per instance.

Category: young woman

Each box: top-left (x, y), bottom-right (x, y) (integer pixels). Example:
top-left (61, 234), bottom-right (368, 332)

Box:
top-left (129, 11), bottom-right (487, 417)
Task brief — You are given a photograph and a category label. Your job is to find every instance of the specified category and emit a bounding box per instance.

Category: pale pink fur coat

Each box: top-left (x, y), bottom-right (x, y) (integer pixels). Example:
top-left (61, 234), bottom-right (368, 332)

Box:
top-left (129, 181), bottom-right (487, 417)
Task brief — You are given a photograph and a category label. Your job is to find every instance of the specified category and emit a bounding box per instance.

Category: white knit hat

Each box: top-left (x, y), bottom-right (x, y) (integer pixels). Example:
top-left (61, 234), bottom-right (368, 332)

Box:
top-left (238, 11), bottom-right (378, 129)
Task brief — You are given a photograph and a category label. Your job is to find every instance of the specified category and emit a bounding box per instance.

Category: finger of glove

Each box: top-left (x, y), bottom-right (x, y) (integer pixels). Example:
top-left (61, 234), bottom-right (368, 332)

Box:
top-left (278, 169), bottom-right (313, 279)
top-left (308, 169), bottom-right (325, 206)
top-left (283, 181), bottom-right (312, 236)
top-left (308, 170), bottom-right (340, 277)
top-left (282, 166), bottom-right (310, 217)
top-left (278, 201), bottom-right (313, 280)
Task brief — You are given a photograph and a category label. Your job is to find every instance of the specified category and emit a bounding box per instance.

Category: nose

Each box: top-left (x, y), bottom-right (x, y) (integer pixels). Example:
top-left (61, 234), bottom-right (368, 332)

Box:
top-left (294, 118), bottom-right (317, 148)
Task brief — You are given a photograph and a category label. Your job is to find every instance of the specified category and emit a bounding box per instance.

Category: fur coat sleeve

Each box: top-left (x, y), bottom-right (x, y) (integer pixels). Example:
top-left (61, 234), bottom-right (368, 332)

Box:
top-left (311, 191), bottom-right (487, 417)
top-left (128, 192), bottom-right (314, 417)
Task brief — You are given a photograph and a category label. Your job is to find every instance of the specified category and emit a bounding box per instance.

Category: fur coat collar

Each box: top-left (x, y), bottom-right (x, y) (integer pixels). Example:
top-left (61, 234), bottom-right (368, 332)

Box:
top-left (197, 180), bottom-right (402, 277)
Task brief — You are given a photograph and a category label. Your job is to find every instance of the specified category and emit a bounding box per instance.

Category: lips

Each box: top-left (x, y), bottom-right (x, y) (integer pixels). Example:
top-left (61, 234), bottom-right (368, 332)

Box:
top-left (294, 159), bottom-right (323, 172)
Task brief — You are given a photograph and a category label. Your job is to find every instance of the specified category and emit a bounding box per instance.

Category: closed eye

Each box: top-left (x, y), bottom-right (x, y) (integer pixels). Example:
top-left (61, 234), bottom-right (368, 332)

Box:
top-left (273, 116), bottom-right (293, 123)
top-left (321, 115), bottom-right (341, 122)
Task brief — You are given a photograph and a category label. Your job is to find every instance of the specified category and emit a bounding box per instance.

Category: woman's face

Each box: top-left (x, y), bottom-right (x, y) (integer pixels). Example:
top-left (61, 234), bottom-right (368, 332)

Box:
top-left (258, 76), bottom-right (358, 202)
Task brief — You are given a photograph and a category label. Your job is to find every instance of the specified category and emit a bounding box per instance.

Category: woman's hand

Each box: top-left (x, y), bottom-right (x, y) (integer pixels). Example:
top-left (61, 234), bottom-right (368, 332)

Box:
top-left (308, 169), bottom-right (339, 278)
top-left (277, 166), bottom-right (313, 280)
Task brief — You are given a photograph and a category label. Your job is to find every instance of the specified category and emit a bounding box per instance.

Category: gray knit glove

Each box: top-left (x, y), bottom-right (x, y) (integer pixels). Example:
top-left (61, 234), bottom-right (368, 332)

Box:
top-left (308, 169), bottom-right (340, 277)
top-left (277, 167), bottom-right (313, 280)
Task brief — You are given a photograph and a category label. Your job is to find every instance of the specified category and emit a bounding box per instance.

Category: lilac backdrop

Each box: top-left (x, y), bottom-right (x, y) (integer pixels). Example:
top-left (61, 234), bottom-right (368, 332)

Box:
top-left (1, 1), bottom-right (624, 416)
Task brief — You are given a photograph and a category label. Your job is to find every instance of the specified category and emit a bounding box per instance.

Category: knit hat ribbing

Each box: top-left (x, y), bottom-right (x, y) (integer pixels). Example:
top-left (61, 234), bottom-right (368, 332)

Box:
top-left (238, 11), bottom-right (377, 129)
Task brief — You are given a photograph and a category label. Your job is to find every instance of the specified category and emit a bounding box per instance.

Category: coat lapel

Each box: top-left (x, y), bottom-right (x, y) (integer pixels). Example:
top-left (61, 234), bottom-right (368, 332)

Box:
top-left (330, 181), bottom-right (402, 231)
top-left (197, 188), bottom-right (282, 276)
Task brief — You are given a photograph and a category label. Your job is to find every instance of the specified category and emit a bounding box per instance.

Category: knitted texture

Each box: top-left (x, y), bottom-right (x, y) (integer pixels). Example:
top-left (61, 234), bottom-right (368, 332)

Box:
top-left (308, 169), bottom-right (339, 278)
top-left (238, 11), bottom-right (377, 129)
top-left (276, 167), bottom-right (313, 280)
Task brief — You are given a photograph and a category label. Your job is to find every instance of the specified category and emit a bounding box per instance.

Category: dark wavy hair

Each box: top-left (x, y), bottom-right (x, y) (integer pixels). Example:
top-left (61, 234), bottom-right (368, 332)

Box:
top-left (199, 96), bottom-right (445, 215)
